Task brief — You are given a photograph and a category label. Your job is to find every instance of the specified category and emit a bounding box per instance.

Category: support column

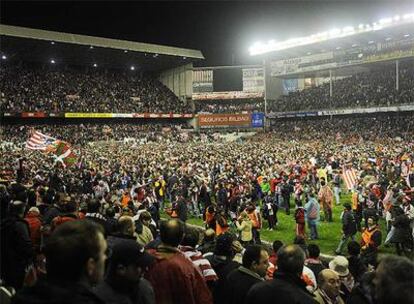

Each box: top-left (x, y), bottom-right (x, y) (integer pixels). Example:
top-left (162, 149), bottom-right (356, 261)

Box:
top-left (396, 60), bottom-right (399, 91)
top-left (263, 59), bottom-right (268, 131)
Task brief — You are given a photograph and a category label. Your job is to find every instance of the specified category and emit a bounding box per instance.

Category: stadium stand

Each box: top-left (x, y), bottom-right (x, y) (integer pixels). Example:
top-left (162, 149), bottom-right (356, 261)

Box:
top-left (0, 63), bottom-right (191, 114)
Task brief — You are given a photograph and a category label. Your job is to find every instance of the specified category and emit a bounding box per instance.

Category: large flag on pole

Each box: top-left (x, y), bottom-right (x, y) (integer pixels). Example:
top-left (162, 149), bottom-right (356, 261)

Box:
top-left (342, 166), bottom-right (358, 190)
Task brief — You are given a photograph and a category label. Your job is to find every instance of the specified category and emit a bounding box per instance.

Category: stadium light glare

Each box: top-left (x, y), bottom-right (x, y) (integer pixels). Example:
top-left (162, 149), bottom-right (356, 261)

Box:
top-left (249, 12), bottom-right (412, 56)
top-left (379, 18), bottom-right (392, 25)
top-left (403, 13), bottom-right (414, 20)
top-left (124, 50), bottom-right (128, 53)
top-left (50, 41), bottom-right (55, 45)
top-left (329, 28), bottom-right (341, 37)
top-left (89, 46), bottom-right (94, 49)
top-left (130, 66), bottom-right (135, 70)
top-left (1, 55), bottom-right (6, 60)
top-left (50, 59), bottom-right (55, 64)
top-left (93, 63), bottom-right (98, 67)
top-left (342, 26), bottom-right (355, 34)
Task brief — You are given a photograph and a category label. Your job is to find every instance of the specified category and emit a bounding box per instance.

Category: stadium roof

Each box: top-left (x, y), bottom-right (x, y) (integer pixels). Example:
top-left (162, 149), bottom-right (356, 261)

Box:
top-left (250, 15), bottom-right (414, 59)
top-left (0, 24), bottom-right (204, 72)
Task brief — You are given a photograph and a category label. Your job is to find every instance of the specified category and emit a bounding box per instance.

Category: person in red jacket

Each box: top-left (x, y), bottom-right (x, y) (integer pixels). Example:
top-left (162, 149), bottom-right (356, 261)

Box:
top-left (25, 207), bottom-right (42, 253)
top-left (145, 219), bottom-right (213, 304)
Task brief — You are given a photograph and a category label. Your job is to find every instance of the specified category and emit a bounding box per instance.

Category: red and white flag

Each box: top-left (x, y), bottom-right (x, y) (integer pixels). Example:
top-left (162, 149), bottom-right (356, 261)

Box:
top-left (342, 167), bottom-right (358, 190)
top-left (26, 131), bottom-right (57, 151)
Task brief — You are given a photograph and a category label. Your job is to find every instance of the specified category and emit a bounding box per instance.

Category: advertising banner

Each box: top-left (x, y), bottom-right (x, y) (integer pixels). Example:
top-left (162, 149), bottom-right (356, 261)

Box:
top-left (21, 112), bottom-right (46, 118)
top-left (65, 113), bottom-right (113, 118)
top-left (198, 114), bottom-right (251, 128)
top-left (193, 91), bottom-right (264, 100)
top-left (251, 112), bottom-right (265, 128)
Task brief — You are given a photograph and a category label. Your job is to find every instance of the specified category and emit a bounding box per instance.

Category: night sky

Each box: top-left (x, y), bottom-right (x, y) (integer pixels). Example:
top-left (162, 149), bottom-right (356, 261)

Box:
top-left (1, 1), bottom-right (414, 66)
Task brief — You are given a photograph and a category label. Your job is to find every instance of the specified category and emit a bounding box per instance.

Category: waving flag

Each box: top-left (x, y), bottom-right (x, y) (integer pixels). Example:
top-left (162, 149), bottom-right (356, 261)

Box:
top-left (26, 131), bottom-right (77, 168)
top-left (342, 167), bottom-right (358, 190)
top-left (26, 131), bottom-right (57, 151)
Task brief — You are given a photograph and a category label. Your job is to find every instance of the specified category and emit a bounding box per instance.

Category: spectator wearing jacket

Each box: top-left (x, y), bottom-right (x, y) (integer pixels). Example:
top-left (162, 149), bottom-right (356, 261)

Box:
top-left (235, 211), bottom-right (253, 246)
top-left (12, 220), bottom-right (107, 304)
top-left (347, 241), bottom-right (368, 283)
top-left (225, 245), bottom-right (268, 304)
top-left (305, 191), bottom-right (320, 240)
top-left (0, 200), bottom-right (34, 290)
top-left (24, 207), bottom-right (42, 253)
top-left (318, 180), bottom-right (334, 222)
top-left (94, 240), bottom-right (155, 304)
top-left (145, 219), bottom-right (213, 304)
top-left (245, 244), bottom-right (317, 304)
top-left (360, 217), bottom-right (382, 267)
top-left (313, 269), bottom-right (344, 304)
top-left (304, 244), bottom-right (326, 277)
top-left (335, 203), bottom-right (357, 255)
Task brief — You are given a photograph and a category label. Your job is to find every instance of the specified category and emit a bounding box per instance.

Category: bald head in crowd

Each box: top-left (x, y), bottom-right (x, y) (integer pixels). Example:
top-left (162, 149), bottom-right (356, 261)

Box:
top-left (317, 269), bottom-right (341, 300)
top-left (160, 219), bottom-right (185, 247)
top-left (118, 216), bottom-right (135, 236)
top-left (277, 244), bottom-right (305, 276)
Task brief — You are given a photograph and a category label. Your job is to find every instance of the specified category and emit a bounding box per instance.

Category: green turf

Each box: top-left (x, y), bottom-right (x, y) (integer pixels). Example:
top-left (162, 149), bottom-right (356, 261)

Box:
top-left (183, 193), bottom-right (395, 255)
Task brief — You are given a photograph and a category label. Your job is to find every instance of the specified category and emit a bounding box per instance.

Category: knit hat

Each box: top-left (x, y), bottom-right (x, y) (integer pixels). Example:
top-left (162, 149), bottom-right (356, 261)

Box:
top-left (329, 256), bottom-right (350, 277)
top-left (28, 207), bottom-right (40, 214)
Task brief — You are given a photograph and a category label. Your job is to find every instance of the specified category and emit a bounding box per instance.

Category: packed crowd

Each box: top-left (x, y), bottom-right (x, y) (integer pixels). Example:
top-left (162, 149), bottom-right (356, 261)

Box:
top-left (1, 123), bottom-right (193, 147)
top-left (1, 113), bottom-right (414, 304)
top-left (195, 98), bottom-right (264, 114)
top-left (269, 63), bottom-right (414, 113)
top-left (0, 63), bottom-right (190, 113)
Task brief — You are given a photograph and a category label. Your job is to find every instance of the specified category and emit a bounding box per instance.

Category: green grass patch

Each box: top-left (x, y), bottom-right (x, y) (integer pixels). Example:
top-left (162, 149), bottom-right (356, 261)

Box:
top-left (176, 194), bottom-right (394, 255)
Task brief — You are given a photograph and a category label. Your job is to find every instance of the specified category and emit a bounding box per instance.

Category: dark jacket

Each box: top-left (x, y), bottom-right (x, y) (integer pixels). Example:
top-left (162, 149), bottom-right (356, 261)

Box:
top-left (0, 215), bottom-right (34, 290)
top-left (176, 200), bottom-right (188, 222)
top-left (225, 267), bottom-right (263, 304)
top-left (94, 278), bottom-right (155, 304)
top-left (347, 255), bottom-right (368, 283)
top-left (11, 279), bottom-right (105, 304)
top-left (342, 210), bottom-right (357, 236)
top-left (206, 255), bottom-right (240, 304)
top-left (245, 272), bottom-right (318, 304)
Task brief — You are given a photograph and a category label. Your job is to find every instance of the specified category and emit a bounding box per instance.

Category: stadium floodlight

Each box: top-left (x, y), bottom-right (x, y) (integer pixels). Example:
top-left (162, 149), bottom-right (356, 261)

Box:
top-left (50, 59), bottom-right (55, 64)
top-left (404, 34), bottom-right (410, 37)
top-left (89, 46), bottom-right (94, 49)
top-left (329, 28), bottom-right (341, 37)
top-left (51, 41), bottom-right (55, 45)
top-left (1, 55), bottom-right (6, 60)
top-left (130, 66), bottom-right (135, 70)
top-left (93, 63), bottom-right (98, 67)
top-left (342, 26), bottom-right (355, 34)
top-left (124, 50), bottom-right (128, 53)
top-left (403, 13), bottom-right (414, 20)
top-left (379, 18), bottom-right (393, 25)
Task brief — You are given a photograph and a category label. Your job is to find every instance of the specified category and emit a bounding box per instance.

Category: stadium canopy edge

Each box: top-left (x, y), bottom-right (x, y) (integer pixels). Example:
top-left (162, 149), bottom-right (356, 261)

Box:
top-left (0, 24), bottom-right (205, 60)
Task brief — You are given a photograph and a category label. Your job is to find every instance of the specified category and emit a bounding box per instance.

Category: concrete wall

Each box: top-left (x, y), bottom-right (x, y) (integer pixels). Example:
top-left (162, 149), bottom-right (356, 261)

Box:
top-left (159, 63), bottom-right (193, 100)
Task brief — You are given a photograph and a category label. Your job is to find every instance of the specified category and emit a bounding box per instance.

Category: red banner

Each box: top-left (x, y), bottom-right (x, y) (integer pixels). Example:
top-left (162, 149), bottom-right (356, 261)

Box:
top-left (21, 112), bottom-right (46, 118)
top-left (198, 114), bottom-right (251, 127)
